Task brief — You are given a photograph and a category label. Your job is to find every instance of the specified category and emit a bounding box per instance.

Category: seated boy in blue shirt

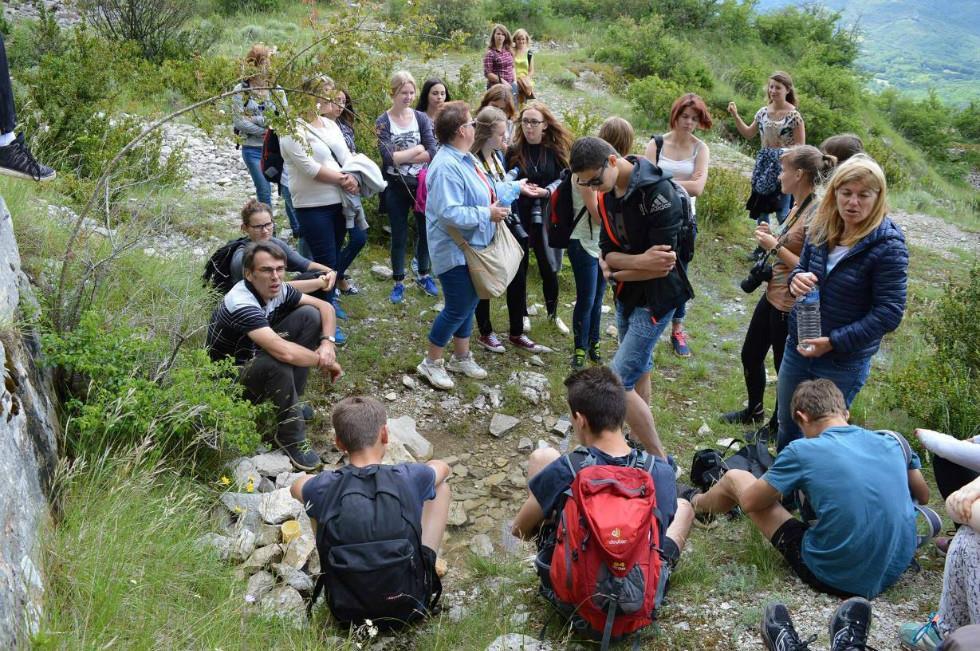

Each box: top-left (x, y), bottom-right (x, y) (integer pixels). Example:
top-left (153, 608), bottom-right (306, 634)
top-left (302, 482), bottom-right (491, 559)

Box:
top-left (511, 366), bottom-right (695, 585)
top-left (687, 378), bottom-right (930, 600)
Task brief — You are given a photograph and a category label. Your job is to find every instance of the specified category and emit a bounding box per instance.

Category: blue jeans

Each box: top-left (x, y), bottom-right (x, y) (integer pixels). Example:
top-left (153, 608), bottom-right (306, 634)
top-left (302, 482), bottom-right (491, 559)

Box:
top-left (567, 239), bottom-right (606, 350)
top-left (428, 265), bottom-right (479, 347)
top-left (775, 344), bottom-right (873, 450)
top-left (611, 303), bottom-right (675, 391)
top-left (386, 179), bottom-right (430, 281)
top-left (296, 203), bottom-right (345, 303)
top-left (336, 226), bottom-right (367, 279)
top-left (241, 145), bottom-right (272, 207)
top-left (280, 182), bottom-right (300, 235)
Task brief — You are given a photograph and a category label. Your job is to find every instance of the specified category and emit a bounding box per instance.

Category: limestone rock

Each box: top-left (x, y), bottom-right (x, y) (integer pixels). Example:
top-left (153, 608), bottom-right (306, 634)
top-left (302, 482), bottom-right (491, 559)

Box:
top-left (244, 570), bottom-right (275, 604)
top-left (231, 528), bottom-right (257, 562)
top-left (381, 437), bottom-right (416, 465)
top-left (272, 562), bottom-right (315, 594)
top-left (254, 523), bottom-right (281, 547)
top-left (260, 585), bottom-right (306, 627)
top-left (198, 533), bottom-right (233, 561)
top-left (510, 372), bottom-right (550, 405)
top-left (220, 492), bottom-right (263, 520)
top-left (232, 458), bottom-right (261, 492)
top-left (371, 264), bottom-right (393, 280)
top-left (282, 532), bottom-right (316, 570)
top-left (448, 502), bottom-right (468, 526)
top-left (251, 452), bottom-right (293, 477)
top-left (489, 413), bottom-right (520, 437)
top-left (551, 417), bottom-right (571, 436)
top-left (260, 488), bottom-right (303, 525)
top-left (486, 634), bottom-right (553, 651)
top-left (517, 437), bottom-right (534, 452)
top-left (275, 471), bottom-right (306, 489)
top-left (469, 534), bottom-right (494, 558)
top-left (528, 355), bottom-right (545, 367)
top-left (387, 416), bottom-right (433, 460)
top-left (697, 422), bottom-right (712, 436)
top-left (241, 544), bottom-right (284, 574)
top-left (402, 374), bottom-right (417, 389)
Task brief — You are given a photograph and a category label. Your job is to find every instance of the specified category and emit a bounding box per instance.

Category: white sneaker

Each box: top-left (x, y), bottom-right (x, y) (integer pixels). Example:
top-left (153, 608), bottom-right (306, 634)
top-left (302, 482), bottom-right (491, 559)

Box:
top-left (552, 316), bottom-right (570, 335)
top-left (417, 358), bottom-right (455, 390)
top-left (446, 353), bottom-right (488, 379)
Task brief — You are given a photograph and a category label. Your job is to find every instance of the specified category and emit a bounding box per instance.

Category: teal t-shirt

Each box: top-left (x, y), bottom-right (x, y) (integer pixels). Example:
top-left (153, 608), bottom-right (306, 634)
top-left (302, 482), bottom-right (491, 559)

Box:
top-left (763, 425), bottom-right (920, 598)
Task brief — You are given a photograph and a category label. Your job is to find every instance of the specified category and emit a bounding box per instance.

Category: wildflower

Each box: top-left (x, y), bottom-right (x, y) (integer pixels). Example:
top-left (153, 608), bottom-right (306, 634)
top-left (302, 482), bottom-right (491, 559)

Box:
top-left (245, 477), bottom-right (255, 493)
top-left (219, 475), bottom-right (231, 486)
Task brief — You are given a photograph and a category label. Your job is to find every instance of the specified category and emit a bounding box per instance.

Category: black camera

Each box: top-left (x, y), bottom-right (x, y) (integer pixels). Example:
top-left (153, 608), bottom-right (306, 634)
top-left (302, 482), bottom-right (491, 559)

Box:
top-left (507, 213), bottom-right (528, 240)
top-left (740, 252), bottom-right (774, 293)
top-left (530, 199), bottom-right (544, 225)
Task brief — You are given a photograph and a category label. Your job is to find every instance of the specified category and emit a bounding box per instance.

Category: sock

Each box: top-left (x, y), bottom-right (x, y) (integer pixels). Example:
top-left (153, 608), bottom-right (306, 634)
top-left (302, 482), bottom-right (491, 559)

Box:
top-left (0, 132), bottom-right (14, 147)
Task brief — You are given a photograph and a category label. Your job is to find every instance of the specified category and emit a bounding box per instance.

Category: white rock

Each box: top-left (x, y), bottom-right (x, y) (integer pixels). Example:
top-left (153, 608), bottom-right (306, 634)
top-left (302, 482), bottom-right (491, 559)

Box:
top-left (382, 437), bottom-right (416, 465)
top-left (697, 422), bottom-right (712, 436)
top-left (601, 304), bottom-right (611, 314)
top-left (551, 418), bottom-right (571, 436)
top-left (528, 355), bottom-right (545, 367)
top-left (509, 612), bottom-right (530, 626)
top-left (260, 488), bottom-right (303, 525)
top-left (489, 413), bottom-right (520, 437)
top-left (511, 371), bottom-right (550, 405)
top-left (448, 604), bottom-right (468, 622)
top-left (220, 491), bottom-right (263, 518)
top-left (517, 437), bottom-right (534, 452)
top-left (486, 634), bottom-right (552, 651)
top-left (241, 544), bottom-right (284, 574)
top-left (371, 264), bottom-right (393, 280)
top-left (470, 534), bottom-right (494, 558)
top-left (527, 303), bottom-right (543, 316)
top-left (198, 533), bottom-right (233, 560)
top-left (255, 523), bottom-right (281, 547)
top-left (273, 562), bottom-right (315, 593)
top-left (282, 532), bottom-right (316, 570)
top-left (260, 585), bottom-right (306, 627)
top-left (385, 391), bottom-right (398, 401)
top-left (606, 324), bottom-right (618, 337)
top-left (231, 528), bottom-right (257, 562)
top-left (251, 452), bottom-right (293, 477)
top-left (387, 416), bottom-right (433, 460)
top-left (275, 471), bottom-right (306, 489)
top-left (244, 570), bottom-right (275, 604)
top-left (402, 374), bottom-right (417, 389)
top-left (448, 502), bottom-right (468, 526)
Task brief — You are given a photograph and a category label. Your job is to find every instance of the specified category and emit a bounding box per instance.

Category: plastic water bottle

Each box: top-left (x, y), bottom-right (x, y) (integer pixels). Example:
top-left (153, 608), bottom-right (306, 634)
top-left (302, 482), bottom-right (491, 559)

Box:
top-left (505, 167), bottom-right (520, 181)
top-left (797, 289), bottom-right (821, 352)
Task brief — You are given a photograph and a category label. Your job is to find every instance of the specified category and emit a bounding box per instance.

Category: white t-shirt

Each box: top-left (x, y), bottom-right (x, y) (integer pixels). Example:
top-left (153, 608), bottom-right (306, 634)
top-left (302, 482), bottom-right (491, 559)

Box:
top-left (658, 141), bottom-right (701, 214)
top-left (388, 113), bottom-right (423, 177)
top-left (826, 245), bottom-right (852, 274)
top-left (570, 185), bottom-right (601, 258)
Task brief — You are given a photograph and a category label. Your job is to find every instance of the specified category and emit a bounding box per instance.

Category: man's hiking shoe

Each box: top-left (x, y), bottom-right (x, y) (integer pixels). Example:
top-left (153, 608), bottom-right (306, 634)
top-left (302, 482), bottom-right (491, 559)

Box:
top-left (390, 282), bottom-right (405, 304)
top-left (274, 434), bottom-right (321, 471)
top-left (899, 614), bottom-right (942, 650)
top-left (417, 357), bottom-right (454, 390)
top-left (671, 329), bottom-right (692, 357)
top-left (762, 602), bottom-right (815, 651)
top-left (677, 483), bottom-right (714, 524)
top-left (446, 353), bottom-right (487, 379)
top-left (416, 275), bottom-right (439, 297)
top-left (334, 326), bottom-right (347, 347)
top-left (572, 348), bottom-right (586, 369)
top-left (830, 597), bottom-right (875, 651)
top-left (0, 134), bottom-right (56, 182)
top-left (589, 342), bottom-right (602, 363)
top-left (721, 404), bottom-right (765, 425)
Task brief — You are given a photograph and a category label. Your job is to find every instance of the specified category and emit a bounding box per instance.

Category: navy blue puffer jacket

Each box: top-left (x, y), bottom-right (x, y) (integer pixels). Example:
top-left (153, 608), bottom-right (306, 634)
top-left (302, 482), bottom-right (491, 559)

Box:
top-left (787, 217), bottom-right (908, 361)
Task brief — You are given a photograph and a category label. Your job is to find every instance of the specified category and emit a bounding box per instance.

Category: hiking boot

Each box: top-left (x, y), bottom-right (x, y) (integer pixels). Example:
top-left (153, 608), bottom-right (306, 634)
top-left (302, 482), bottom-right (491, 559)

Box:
top-left (446, 352), bottom-right (488, 379)
top-left (0, 133), bottom-right (56, 182)
top-left (899, 615), bottom-right (942, 650)
top-left (417, 357), bottom-right (454, 390)
top-left (588, 342), bottom-right (602, 364)
top-left (416, 275), bottom-right (439, 297)
top-left (509, 334), bottom-right (544, 353)
top-left (721, 404), bottom-right (765, 425)
top-left (671, 329), bottom-right (692, 357)
top-left (830, 597), bottom-right (873, 651)
top-left (476, 333), bottom-right (506, 353)
top-left (273, 433), bottom-right (321, 471)
top-left (761, 602), bottom-right (815, 651)
top-left (551, 315), bottom-right (570, 335)
top-left (390, 282), bottom-right (405, 304)
top-left (334, 326), bottom-right (347, 347)
top-left (571, 348), bottom-right (586, 369)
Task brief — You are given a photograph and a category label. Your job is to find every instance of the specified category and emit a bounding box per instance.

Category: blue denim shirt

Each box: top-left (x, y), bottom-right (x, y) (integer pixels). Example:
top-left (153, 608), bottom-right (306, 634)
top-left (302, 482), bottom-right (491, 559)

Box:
top-left (425, 144), bottom-right (519, 276)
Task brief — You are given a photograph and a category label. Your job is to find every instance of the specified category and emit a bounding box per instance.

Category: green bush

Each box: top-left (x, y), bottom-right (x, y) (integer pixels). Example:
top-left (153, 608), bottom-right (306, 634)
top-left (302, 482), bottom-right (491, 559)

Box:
top-left (877, 89), bottom-right (954, 161)
top-left (864, 135), bottom-right (912, 190)
top-left (415, 0), bottom-right (486, 46)
top-left (626, 75), bottom-right (686, 131)
top-left (886, 266), bottom-right (980, 440)
top-left (80, 0), bottom-right (210, 62)
top-left (487, 0), bottom-right (552, 36)
top-left (698, 166), bottom-right (746, 228)
top-left (43, 312), bottom-right (265, 464)
top-left (216, 0), bottom-right (282, 14)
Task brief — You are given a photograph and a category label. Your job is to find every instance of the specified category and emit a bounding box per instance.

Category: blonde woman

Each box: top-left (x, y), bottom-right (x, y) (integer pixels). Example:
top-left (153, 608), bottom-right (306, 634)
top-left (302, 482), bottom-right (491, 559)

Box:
top-left (375, 70), bottom-right (438, 303)
top-left (512, 29), bottom-right (535, 104)
top-left (776, 155), bottom-right (908, 450)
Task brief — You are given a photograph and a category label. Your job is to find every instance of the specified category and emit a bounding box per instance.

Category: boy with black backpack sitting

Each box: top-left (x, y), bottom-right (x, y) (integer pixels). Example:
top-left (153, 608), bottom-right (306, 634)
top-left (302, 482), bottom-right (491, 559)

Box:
top-left (290, 396), bottom-right (450, 629)
top-left (685, 379), bottom-right (930, 609)
top-left (511, 366), bottom-right (695, 649)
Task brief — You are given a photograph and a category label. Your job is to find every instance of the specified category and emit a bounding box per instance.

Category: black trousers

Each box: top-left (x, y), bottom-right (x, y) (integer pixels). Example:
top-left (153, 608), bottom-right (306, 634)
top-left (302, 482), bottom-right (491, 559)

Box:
top-left (933, 455), bottom-right (979, 501)
top-left (475, 267), bottom-right (526, 337)
top-left (239, 304), bottom-right (320, 445)
top-left (0, 33), bottom-right (14, 134)
top-left (741, 294), bottom-right (789, 412)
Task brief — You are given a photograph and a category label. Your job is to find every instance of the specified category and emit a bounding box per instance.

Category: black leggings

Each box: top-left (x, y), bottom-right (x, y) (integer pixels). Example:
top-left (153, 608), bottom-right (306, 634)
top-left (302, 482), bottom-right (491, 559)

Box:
top-left (741, 294), bottom-right (789, 412)
top-left (0, 33), bottom-right (14, 134)
top-left (933, 455), bottom-right (980, 501)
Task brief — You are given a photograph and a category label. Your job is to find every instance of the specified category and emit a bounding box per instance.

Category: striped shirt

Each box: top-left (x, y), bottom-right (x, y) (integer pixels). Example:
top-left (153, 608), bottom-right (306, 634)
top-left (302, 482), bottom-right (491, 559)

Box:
top-left (206, 280), bottom-right (301, 365)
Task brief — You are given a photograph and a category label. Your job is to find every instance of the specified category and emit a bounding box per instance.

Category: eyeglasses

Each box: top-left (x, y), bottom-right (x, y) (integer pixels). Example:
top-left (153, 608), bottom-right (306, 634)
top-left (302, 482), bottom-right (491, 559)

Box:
top-left (521, 118), bottom-right (545, 126)
top-left (460, 119), bottom-right (476, 130)
top-left (256, 265), bottom-right (286, 276)
top-left (575, 161), bottom-right (609, 188)
top-left (248, 221), bottom-right (274, 231)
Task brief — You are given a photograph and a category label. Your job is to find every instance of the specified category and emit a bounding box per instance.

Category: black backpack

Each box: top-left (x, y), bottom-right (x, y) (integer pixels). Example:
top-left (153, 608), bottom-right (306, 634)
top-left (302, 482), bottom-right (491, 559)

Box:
top-left (202, 237), bottom-right (249, 295)
top-left (649, 134), bottom-right (697, 264)
top-left (547, 169), bottom-right (589, 248)
top-left (261, 128), bottom-right (284, 184)
top-left (309, 465), bottom-right (441, 630)
top-left (690, 426), bottom-right (774, 491)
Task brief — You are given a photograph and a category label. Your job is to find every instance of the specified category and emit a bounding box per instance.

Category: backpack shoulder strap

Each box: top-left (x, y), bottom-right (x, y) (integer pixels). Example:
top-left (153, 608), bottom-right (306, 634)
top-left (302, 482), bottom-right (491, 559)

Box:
top-left (564, 447), bottom-right (593, 479)
top-left (649, 134), bottom-right (664, 165)
top-left (876, 430), bottom-right (941, 546)
top-left (876, 429), bottom-right (912, 467)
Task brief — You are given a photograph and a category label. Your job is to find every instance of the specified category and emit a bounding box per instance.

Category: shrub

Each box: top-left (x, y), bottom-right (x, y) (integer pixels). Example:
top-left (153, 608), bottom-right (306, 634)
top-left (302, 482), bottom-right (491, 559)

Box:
top-left (561, 107), bottom-right (603, 140)
top-left (877, 89), bottom-right (954, 161)
top-left (626, 75), bottom-right (686, 132)
top-left (216, 0), bottom-right (282, 13)
top-left (886, 265), bottom-right (980, 441)
top-left (79, 0), bottom-right (201, 62)
top-left (43, 312), bottom-right (265, 464)
top-left (488, 0), bottom-right (552, 36)
top-left (698, 166), bottom-right (746, 228)
top-left (864, 135), bottom-right (911, 189)
top-left (416, 0), bottom-right (486, 46)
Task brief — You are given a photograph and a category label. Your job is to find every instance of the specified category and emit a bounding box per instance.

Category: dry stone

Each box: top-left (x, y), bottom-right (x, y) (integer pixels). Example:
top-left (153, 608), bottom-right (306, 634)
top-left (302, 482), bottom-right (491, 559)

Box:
top-left (231, 528), bottom-right (257, 562)
top-left (244, 570), bottom-right (275, 604)
top-left (386, 416), bottom-right (433, 460)
top-left (232, 458), bottom-right (261, 491)
top-left (251, 452), bottom-right (293, 477)
top-left (198, 533), bottom-right (233, 561)
top-left (260, 585), bottom-right (306, 627)
top-left (273, 563), bottom-right (315, 594)
top-left (469, 534), bottom-right (494, 558)
top-left (241, 544), bottom-right (284, 574)
top-left (489, 413), bottom-right (520, 437)
top-left (486, 634), bottom-right (553, 651)
top-left (259, 488), bottom-right (303, 524)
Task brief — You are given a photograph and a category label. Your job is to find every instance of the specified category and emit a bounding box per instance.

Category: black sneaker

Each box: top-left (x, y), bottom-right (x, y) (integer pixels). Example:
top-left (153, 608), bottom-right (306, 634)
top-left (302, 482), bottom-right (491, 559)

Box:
top-left (762, 602), bottom-right (815, 651)
top-left (830, 597), bottom-right (875, 651)
top-left (0, 134), bottom-right (56, 182)
top-left (721, 404), bottom-right (765, 425)
top-left (273, 433), bottom-right (321, 471)
top-left (588, 342), bottom-right (602, 363)
top-left (676, 482), bottom-right (715, 524)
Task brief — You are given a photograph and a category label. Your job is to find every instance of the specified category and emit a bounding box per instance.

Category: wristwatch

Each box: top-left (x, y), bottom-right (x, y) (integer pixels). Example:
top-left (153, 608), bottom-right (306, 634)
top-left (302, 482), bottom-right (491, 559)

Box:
top-left (319, 334), bottom-right (336, 344)
top-left (770, 242), bottom-right (783, 255)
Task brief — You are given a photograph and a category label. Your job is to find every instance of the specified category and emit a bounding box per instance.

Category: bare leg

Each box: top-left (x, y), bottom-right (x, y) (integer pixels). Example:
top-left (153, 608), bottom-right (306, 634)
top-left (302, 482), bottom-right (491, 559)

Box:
top-left (426, 342), bottom-right (444, 363)
top-left (692, 469), bottom-right (793, 539)
top-left (635, 371), bottom-right (651, 405)
top-left (421, 480), bottom-right (451, 552)
top-left (624, 388), bottom-right (666, 459)
top-left (452, 336), bottom-right (470, 358)
top-left (666, 498), bottom-right (695, 552)
top-left (527, 447), bottom-right (561, 484)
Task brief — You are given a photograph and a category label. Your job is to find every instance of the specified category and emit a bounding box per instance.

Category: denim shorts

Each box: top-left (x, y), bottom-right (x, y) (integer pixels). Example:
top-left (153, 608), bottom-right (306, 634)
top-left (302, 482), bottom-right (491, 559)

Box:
top-left (610, 303), bottom-right (675, 390)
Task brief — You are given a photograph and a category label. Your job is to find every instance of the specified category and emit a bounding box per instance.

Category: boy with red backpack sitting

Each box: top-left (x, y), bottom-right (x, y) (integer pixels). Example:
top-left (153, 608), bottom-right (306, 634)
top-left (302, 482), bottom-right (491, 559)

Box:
top-left (511, 366), bottom-right (695, 648)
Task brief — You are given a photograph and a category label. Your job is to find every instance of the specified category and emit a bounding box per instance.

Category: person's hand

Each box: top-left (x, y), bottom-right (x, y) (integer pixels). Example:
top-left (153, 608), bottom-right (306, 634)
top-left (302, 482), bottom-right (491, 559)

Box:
top-left (320, 270), bottom-right (337, 291)
top-left (599, 255), bottom-right (614, 281)
top-left (754, 227), bottom-right (778, 251)
top-left (321, 360), bottom-right (344, 383)
top-left (490, 204), bottom-right (510, 222)
top-left (947, 481), bottom-right (980, 524)
top-left (727, 101), bottom-right (738, 117)
top-left (532, 185), bottom-right (550, 198)
top-left (339, 174), bottom-right (359, 194)
top-left (317, 340), bottom-right (337, 368)
top-left (641, 244), bottom-right (676, 278)
top-left (797, 336), bottom-right (832, 357)
top-left (790, 271), bottom-right (818, 297)
top-left (517, 179), bottom-right (535, 196)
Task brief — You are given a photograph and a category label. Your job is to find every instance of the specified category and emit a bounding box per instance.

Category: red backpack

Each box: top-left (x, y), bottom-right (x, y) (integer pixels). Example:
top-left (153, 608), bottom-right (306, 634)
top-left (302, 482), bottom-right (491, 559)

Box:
top-left (546, 450), bottom-right (666, 649)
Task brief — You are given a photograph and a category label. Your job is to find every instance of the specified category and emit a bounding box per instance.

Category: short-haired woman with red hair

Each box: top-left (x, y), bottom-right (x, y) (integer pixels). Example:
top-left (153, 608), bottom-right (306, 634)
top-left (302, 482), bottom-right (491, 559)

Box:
top-left (644, 92), bottom-right (712, 357)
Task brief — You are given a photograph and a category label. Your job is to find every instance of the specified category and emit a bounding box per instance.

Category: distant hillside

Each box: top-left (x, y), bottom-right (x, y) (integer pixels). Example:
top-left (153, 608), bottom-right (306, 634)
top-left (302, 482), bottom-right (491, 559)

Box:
top-left (756, 0), bottom-right (980, 104)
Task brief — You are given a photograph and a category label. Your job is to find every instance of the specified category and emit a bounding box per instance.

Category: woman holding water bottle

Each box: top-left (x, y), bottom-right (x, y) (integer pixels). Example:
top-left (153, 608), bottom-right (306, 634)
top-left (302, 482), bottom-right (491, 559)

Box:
top-left (775, 155), bottom-right (908, 450)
